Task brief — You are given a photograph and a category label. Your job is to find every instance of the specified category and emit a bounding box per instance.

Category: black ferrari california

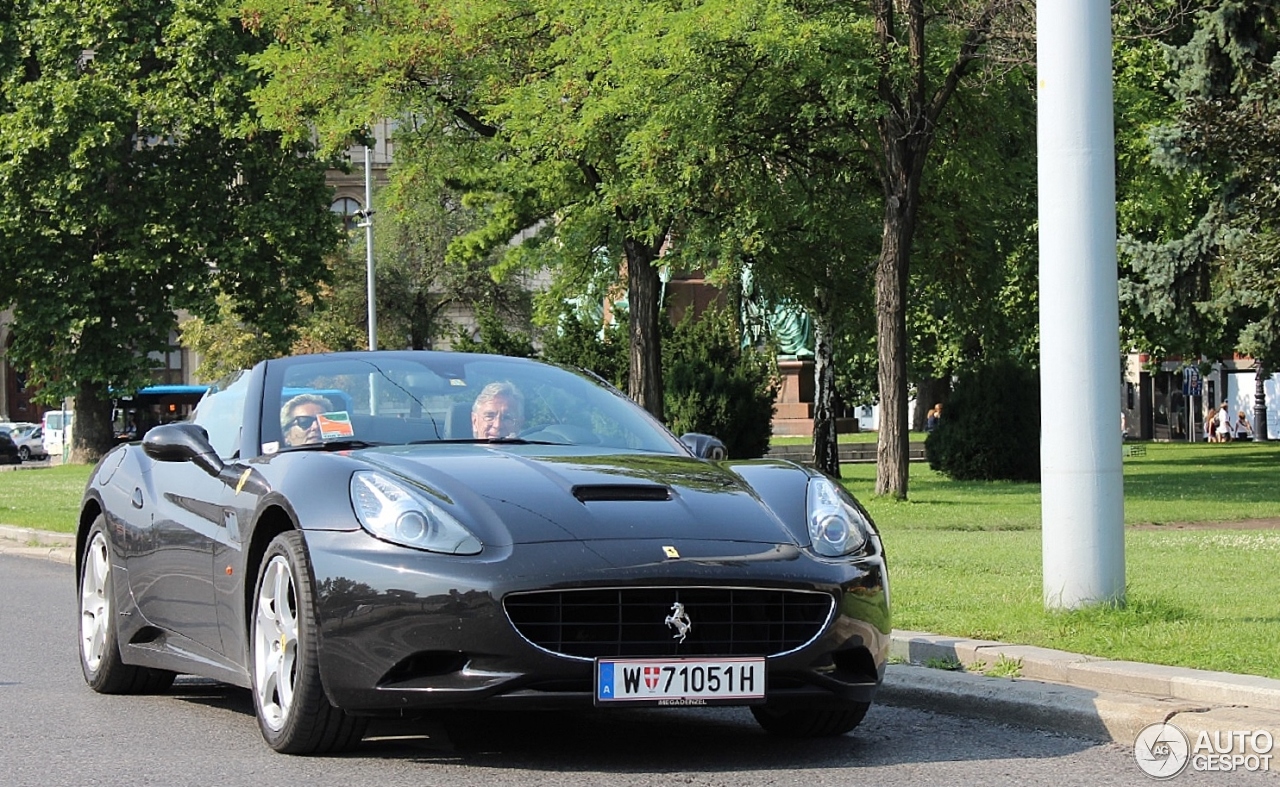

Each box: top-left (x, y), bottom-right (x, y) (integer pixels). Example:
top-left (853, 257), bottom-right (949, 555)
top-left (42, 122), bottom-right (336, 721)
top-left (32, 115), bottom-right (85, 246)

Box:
top-left (76, 351), bottom-right (890, 754)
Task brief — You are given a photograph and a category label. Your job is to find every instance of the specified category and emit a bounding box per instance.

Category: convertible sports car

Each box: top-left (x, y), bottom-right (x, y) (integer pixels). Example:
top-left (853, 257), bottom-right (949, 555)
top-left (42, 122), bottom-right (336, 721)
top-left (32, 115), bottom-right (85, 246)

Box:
top-left (76, 351), bottom-right (890, 754)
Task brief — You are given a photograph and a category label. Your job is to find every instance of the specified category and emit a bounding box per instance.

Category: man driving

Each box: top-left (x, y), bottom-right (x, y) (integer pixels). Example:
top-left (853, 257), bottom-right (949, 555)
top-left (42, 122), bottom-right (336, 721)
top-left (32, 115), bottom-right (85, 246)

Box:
top-left (471, 382), bottom-right (523, 440)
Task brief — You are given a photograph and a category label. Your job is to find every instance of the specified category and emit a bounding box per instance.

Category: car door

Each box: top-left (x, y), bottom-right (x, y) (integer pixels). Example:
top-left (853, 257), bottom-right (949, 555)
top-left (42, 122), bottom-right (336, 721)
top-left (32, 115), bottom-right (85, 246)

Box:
top-left (127, 374), bottom-right (249, 657)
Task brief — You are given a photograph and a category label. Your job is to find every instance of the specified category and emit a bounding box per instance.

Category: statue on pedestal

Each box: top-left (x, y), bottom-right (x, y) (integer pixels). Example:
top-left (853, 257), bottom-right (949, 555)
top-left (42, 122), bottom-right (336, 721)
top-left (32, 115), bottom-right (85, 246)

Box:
top-left (740, 268), bottom-right (813, 359)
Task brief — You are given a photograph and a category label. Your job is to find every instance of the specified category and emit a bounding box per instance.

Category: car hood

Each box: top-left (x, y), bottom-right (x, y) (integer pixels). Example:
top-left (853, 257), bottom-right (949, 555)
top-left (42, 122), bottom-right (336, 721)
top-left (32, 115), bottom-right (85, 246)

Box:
top-left (359, 446), bottom-right (804, 547)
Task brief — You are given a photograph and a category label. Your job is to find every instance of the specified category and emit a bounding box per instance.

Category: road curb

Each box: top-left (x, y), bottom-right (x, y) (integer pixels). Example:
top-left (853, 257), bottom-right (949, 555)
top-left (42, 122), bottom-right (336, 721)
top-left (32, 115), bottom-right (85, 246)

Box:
top-left (879, 664), bottom-right (1208, 743)
top-left (887, 631), bottom-right (1280, 745)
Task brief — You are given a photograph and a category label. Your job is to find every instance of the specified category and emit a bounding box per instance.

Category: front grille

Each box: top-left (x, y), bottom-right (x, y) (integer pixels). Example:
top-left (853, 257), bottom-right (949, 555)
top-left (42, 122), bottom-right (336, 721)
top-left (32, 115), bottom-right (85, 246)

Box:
top-left (504, 587), bottom-right (834, 660)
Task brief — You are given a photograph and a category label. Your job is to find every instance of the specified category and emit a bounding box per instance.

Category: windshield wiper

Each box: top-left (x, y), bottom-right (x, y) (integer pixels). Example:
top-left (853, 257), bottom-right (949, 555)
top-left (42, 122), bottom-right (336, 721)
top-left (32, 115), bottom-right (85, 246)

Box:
top-left (282, 439), bottom-right (383, 452)
top-left (405, 437), bottom-right (563, 446)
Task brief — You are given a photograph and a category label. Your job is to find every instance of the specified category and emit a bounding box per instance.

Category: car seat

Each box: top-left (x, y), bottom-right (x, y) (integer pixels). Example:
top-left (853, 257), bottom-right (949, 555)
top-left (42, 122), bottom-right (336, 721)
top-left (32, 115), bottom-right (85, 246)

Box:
top-left (445, 400), bottom-right (472, 439)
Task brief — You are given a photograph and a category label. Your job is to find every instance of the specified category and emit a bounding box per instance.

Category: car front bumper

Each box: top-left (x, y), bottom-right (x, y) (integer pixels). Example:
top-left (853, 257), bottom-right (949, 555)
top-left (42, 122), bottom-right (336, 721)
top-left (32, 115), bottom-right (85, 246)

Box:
top-left (303, 530), bottom-right (890, 715)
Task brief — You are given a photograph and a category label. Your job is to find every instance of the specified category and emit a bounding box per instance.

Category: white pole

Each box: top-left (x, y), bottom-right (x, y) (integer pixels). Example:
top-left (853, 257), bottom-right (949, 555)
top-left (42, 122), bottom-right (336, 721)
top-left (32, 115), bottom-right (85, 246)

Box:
top-left (364, 143), bottom-right (377, 352)
top-left (1037, 0), bottom-right (1125, 609)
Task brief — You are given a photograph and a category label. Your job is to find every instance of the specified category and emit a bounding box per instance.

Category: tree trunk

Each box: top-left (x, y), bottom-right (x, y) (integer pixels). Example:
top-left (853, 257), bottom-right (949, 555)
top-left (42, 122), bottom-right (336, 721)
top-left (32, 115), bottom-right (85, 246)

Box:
top-left (70, 382), bottom-right (115, 465)
top-left (875, 199), bottom-right (912, 499)
top-left (624, 236), bottom-right (664, 418)
top-left (868, 0), bottom-right (994, 498)
top-left (811, 299), bottom-right (840, 478)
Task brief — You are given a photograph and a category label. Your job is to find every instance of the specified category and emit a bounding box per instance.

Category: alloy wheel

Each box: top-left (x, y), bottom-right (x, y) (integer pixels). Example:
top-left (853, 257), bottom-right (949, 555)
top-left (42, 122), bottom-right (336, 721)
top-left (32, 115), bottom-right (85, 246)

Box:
top-left (254, 554), bottom-right (299, 732)
top-left (80, 532), bottom-right (111, 672)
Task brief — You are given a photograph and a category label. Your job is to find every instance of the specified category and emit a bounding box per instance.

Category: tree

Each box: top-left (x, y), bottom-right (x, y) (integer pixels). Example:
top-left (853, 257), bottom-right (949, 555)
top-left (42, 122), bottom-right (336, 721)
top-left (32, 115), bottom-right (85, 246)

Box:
top-left (179, 293), bottom-right (284, 381)
top-left (244, 0), bottom-right (676, 416)
top-left (373, 129), bottom-right (534, 350)
top-left (0, 0), bottom-right (339, 460)
top-left (902, 66), bottom-right (1039, 429)
top-left (1114, 3), bottom-right (1220, 360)
top-left (242, 0), bottom-right (1042, 496)
top-left (860, 0), bottom-right (1028, 499)
top-left (1152, 2), bottom-right (1280, 365)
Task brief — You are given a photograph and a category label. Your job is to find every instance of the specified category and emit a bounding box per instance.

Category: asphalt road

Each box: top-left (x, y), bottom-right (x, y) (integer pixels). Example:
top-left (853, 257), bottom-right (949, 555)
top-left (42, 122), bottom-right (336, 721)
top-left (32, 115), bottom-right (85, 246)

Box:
top-left (2, 554), bottom-right (1273, 787)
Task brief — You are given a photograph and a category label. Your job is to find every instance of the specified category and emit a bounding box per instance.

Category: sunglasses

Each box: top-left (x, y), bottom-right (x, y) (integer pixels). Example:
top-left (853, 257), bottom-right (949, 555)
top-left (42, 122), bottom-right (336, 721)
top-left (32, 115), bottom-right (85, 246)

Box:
top-left (287, 414), bottom-right (319, 430)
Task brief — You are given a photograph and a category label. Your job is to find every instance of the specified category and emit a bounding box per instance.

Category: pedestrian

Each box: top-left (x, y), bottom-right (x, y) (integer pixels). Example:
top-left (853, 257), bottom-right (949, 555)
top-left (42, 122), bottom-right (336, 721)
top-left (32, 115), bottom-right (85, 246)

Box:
top-left (926, 403), bottom-right (941, 433)
top-left (1216, 400), bottom-right (1233, 443)
top-left (1205, 406), bottom-right (1217, 443)
top-left (1233, 410), bottom-right (1254, 441)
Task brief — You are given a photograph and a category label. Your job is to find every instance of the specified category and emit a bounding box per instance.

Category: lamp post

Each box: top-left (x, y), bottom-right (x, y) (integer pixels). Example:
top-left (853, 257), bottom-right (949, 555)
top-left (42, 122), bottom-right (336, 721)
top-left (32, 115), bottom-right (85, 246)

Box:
top-left (1255, 359), bottom-right (1269, 441)
top-left (1038, 0), bottom-right (1125, 609)
top-left (358, 143), bottom-right (377, 351)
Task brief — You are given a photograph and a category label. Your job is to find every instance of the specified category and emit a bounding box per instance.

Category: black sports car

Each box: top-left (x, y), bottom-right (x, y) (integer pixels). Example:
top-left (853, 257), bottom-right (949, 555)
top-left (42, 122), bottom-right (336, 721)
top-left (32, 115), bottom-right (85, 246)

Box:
top-left (76, 351), bottom-right (890, 754)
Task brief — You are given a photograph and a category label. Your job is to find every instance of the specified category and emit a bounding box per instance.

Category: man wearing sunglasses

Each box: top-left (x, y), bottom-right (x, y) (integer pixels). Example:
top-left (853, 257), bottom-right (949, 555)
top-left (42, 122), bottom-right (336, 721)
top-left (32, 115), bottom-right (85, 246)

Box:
top-left (280, 393), bottom-right (332, 446)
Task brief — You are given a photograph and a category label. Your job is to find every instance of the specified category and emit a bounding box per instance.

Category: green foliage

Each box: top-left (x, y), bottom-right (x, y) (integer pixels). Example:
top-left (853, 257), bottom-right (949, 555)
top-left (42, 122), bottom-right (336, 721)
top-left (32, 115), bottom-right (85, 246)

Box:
top-left (1119, 1), bottom-right (1280, 364)
top-left (450, 307), bottom-right (536, 358)
top-left (909, 68), bottom-right (1039, 378)
top-left (0, 0), bottom-right (339, 457)
top-left (539, 310), bottom-right (629, 390)
top-left (661, 309), bottom-right (778, 460)
top-left (925, 359), bottom-right (1040, 482)
top-left (179, 293), bottom-right (281, 381)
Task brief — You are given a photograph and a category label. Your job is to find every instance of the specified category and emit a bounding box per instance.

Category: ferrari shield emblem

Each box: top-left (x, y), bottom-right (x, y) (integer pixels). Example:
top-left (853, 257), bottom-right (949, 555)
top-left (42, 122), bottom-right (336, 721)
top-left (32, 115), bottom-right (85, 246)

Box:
top-left (662, 545), bottom-right (680, 559)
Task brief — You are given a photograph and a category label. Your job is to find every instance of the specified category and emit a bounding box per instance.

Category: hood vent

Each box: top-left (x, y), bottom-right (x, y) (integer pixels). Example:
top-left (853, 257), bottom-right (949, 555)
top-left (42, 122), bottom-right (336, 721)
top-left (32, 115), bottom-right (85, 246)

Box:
top-left (572, 484), bottom-right (672, 503)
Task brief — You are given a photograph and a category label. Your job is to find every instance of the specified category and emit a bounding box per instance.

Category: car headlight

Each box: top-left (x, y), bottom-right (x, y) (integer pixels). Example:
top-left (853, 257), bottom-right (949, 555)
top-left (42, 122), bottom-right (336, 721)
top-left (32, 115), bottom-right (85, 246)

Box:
top-left (350, 471), bottom-right (482, 555)
top-left (807, 476), bottom-right (872, 557)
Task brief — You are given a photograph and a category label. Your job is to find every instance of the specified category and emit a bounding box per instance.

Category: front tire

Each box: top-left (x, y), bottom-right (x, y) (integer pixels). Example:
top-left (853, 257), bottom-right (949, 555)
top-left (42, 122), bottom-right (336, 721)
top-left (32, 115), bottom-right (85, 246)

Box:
top-left (78, 517), bottom-right (175, 694)
top-left (251, 531), bottom-right (367, 754)
top-left (750, 701), bottom-right (870, 738)
top-left (18, 446), bottom-right (29, 461)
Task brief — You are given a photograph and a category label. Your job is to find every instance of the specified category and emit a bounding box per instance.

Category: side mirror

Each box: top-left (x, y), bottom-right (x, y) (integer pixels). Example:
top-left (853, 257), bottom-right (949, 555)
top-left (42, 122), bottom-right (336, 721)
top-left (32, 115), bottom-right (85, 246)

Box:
top-left (142, 422), bottom-right (225, 478)
top-left (680, 432), bottom-right (727, 461)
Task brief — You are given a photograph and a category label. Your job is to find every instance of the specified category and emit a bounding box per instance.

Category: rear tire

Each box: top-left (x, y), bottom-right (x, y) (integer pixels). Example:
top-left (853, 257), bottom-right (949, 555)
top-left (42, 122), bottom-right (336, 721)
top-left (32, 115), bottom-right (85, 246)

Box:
top-left (18, 446), bottom-right (29, 461)
top-left (251, 531), bottom-right (367, 754)
top-left (750, 701), bottom-right (870, 738)
top-left (78, 517), bottom-right (176, 694)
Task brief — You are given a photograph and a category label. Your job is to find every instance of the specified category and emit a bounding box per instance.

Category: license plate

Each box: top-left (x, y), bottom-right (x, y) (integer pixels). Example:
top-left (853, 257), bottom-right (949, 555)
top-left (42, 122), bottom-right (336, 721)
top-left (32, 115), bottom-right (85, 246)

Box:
top-left (595, 657), bottom-right (766, 706)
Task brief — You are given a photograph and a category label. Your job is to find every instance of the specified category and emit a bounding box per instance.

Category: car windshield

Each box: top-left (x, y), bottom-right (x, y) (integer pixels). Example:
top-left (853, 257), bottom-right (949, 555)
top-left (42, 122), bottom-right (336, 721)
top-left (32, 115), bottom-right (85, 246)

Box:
top-left (260, 352), bottom-right (685, 455)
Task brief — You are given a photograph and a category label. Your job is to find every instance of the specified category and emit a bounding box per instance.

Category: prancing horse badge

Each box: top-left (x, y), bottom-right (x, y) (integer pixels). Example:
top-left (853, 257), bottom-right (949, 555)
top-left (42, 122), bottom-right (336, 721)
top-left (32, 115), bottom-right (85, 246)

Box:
top-left (665, 602), bottom-right (692, 643)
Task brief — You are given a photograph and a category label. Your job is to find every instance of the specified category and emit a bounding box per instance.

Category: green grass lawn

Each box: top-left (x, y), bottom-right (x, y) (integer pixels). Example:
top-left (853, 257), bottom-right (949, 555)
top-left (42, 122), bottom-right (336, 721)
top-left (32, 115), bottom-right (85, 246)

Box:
top-left (837, 440), bottom-right (1280, 677)
top-left (3, 440), bottom-right (1279, 677)
top-left (0, 464), bottom-right (91, 531)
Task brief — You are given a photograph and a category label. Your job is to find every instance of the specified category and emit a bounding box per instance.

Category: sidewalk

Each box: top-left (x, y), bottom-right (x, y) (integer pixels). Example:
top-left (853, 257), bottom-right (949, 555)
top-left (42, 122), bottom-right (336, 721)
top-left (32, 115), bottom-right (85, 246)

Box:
top-left (6, 524), bottom-right (1280, 748)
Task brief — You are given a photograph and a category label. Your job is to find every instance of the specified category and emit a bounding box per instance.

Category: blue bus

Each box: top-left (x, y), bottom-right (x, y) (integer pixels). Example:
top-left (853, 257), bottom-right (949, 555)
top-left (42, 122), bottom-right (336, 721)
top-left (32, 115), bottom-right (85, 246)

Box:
top-left (113, 384), bottom-right (209, 441)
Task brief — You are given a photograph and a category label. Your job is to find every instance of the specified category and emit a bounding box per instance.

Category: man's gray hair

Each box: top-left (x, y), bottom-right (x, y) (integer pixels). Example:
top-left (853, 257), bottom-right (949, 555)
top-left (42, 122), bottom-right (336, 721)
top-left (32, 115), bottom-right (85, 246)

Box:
top-left (472, 381), bottom-right (523, 418)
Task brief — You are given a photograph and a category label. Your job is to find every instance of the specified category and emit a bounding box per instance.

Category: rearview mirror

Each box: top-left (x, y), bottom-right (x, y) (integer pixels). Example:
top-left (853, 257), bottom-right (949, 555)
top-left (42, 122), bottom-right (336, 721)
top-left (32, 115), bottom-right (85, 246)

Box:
top-left (680, 433), bottom-right (727, 461)
top-left (142, 422), bottom-right (224, 478)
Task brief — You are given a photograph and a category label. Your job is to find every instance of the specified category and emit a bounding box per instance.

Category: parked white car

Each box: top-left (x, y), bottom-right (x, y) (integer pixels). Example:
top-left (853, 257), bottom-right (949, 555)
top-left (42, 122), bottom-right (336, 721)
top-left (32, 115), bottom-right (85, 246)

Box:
top-left (10, 425), bottom-right (48, 461)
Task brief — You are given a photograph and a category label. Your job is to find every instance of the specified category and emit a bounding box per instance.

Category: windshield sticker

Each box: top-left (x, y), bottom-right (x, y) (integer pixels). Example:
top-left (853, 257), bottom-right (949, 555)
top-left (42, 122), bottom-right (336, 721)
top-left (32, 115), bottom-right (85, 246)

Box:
top-left (319, 411), bottom-right (355, 439)
top-left (262, 441), bottom-right (280, 455)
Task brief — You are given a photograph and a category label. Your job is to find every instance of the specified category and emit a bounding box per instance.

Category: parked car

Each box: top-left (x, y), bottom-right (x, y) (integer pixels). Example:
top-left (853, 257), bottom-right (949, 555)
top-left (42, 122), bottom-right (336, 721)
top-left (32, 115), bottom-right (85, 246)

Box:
top-left (76, 350), bottom-right (891, 754)
top-left (0, 430), bottom-right (19, 465)
top-left (0, 421), bottom-right (35, 437)
top-left (11, 425), bottom-right (47, 461)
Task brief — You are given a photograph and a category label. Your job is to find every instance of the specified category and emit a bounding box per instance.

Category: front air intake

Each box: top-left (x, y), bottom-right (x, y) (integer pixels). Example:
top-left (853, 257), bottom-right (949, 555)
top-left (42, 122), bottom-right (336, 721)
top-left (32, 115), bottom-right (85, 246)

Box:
top-left (571, 484), bottom-right (672, 502)
top-left (504, 587), bottom-right (833, 660)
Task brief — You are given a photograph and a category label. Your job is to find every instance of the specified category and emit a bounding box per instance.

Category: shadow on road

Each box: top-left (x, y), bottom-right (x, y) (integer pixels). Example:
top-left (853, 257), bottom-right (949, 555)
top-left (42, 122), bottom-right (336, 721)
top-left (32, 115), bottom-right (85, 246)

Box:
top-left (167, 676), bottom-right (1098, 772)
